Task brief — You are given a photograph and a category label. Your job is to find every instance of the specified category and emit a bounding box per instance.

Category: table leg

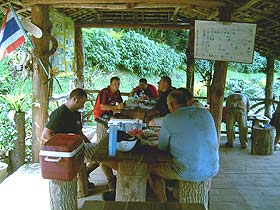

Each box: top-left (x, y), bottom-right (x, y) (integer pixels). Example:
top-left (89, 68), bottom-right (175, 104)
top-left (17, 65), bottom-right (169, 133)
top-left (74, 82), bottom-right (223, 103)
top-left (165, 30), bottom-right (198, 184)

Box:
top-left (116, 162), bottom-right (148, 201)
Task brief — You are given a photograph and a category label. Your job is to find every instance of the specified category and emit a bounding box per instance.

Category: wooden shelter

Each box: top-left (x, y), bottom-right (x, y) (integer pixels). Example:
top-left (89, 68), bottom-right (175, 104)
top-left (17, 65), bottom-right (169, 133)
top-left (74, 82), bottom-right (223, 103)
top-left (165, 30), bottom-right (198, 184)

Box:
top-left (0, 0), bottom-right (280, 161)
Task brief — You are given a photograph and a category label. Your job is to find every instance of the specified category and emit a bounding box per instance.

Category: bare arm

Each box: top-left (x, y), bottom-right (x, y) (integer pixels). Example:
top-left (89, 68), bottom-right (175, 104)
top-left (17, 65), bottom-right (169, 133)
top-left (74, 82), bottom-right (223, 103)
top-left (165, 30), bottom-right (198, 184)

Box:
top-left (129, 88), bottom-right (136, 97)
top-left (100, 103), bottom-right (123, 111)
top-left (41, 127), bottom-right (55, 143)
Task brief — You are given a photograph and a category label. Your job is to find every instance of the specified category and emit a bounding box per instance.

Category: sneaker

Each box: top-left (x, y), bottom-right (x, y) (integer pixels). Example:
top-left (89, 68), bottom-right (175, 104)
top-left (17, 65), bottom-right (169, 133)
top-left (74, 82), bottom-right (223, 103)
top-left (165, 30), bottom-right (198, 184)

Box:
top-left (107, 176), bottom-right (117, 191)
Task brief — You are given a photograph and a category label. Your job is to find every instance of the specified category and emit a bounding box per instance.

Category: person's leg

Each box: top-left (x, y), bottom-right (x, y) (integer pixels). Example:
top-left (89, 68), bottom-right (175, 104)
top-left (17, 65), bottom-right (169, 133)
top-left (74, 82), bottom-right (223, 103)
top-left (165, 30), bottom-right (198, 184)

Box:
top-left (148, 174), bottom-right (167, 202)
top-left (87, 162), bottom-right (100, 176)
top-left (148, 163), bottom-right (180, 202)
top-left (96, 122), bottom-right (108, 144)
top-left (96, 122), bottom-right (117, 190)
top-left (101, 161), bottom-right (118, 191)
top-left (226, 111), bottom-right (235, 146)
top-left (237, 111), bottom-right (248, 148)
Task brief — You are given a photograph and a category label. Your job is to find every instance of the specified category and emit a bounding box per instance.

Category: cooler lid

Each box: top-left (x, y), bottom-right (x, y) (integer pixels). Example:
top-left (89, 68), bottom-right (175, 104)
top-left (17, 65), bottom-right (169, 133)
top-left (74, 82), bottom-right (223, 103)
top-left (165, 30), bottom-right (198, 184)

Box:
top-left (41, 133), bottom-right (83, 152)
top-left (39, 142), bottom-right (84, 158)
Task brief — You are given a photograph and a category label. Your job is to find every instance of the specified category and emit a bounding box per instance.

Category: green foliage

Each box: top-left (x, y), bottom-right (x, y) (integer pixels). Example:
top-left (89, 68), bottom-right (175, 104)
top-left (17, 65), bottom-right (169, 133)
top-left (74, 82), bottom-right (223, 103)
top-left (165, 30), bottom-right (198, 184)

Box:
top-left (0, 80), bottom-right (31, 112)
top-left (0, 112), bottom-right (16, 154)
top-left (0, 59), bottom-right (13, 94)
top-left (83, 28), bottom-right (121, 72)
top-left (118, 31), bottom-right (185, 76)
top-left (229, 52), bottom-right (267, 73)
top-left (134, 29), bottom-right (189, 52)
top-left (83, 29), bottom-right (185, 77)
top-left (225, 78), bottom-right (264, 98)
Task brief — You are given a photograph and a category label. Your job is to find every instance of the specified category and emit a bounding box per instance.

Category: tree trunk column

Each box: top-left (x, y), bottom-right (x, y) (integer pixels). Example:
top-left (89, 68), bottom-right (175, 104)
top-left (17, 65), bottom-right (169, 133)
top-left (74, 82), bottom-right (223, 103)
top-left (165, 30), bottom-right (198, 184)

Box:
top-left (31, 5), bottom-right (50, 162)
top-left (74, 24), bottom-right (84, 88)
top-left (186, 20), bottom-right (195, 92)
top-left (264, 55), bottom-right (274, 118)
top-left (49, 178), bottom-right (77, 210)
top-left (116, 161), bottom-right (148, 201)
top-left (10, 112), bottom-right (26, 172)
top-left (210, 7), bottom-right (232, 142)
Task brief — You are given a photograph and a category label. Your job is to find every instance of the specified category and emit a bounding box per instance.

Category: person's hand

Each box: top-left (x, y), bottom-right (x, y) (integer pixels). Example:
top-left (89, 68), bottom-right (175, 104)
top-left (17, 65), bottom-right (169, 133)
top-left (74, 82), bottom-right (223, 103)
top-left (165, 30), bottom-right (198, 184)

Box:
top-left (140, 95), bottom-right (148, 100)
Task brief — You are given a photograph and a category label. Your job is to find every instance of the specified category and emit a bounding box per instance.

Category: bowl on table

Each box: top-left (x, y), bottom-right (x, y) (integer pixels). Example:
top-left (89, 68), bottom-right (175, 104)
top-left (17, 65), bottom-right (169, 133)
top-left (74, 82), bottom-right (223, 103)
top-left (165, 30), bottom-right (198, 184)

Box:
top-left (116, 131), bottom-right (138, 152)
top-left (117, 137), bottom-right (137, 152)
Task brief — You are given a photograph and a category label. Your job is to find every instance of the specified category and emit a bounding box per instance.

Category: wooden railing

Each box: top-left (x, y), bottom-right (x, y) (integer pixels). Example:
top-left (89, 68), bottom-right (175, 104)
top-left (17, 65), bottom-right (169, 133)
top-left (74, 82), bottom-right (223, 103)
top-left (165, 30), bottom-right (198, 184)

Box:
top-left (49, 90), bottom-right (279, 126)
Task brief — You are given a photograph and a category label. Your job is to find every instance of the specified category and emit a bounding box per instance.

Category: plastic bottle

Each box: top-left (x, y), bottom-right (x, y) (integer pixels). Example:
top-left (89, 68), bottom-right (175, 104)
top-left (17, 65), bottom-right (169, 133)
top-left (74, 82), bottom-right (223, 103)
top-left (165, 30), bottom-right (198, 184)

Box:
top-left (108, 124), bottom-right (118, 156)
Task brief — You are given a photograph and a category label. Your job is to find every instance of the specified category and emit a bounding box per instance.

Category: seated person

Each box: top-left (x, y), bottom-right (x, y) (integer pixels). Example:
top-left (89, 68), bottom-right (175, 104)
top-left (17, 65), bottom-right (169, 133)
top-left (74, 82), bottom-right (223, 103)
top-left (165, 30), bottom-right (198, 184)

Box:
top-left (148, 90), bottom-right (219, 202)
top-left (129, 78), bottom-right (158, 100)
top-left (41, 88), bottom-right (99, 189)
top-left (146, 76), bottom-right (175, 124)
top-left (93, 76), bottom-right (124, 190)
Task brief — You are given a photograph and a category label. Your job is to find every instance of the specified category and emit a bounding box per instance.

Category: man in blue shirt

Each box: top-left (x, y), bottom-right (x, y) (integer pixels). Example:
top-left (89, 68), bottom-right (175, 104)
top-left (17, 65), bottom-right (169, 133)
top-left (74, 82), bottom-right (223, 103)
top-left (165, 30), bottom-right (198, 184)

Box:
top-left (149, 90), bottom-right (219, 202)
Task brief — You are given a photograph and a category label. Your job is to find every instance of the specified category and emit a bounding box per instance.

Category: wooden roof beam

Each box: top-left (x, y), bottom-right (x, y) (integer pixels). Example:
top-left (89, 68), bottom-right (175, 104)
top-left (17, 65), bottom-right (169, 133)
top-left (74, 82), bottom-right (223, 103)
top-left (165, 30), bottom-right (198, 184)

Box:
top-left (22, 0), bottom-right (226, 8)
top-left (78, 22), bottom-right (190, 30)
top-left (53, 3), bottom-right (127, 10)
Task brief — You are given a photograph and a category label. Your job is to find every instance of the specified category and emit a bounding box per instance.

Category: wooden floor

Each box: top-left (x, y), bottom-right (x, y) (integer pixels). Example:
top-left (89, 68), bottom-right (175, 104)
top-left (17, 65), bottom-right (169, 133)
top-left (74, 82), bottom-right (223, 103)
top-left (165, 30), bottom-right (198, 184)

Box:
top-left (1, 135), bottom-right (280, 210)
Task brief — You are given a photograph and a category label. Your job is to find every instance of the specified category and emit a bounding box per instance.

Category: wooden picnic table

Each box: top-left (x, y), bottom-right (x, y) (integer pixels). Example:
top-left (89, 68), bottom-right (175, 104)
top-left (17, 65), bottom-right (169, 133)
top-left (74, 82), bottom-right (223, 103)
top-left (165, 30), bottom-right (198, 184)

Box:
top-left (91, 133), bottom-right (172, 202)
top-left (120, 107), bottom-right (158, 123)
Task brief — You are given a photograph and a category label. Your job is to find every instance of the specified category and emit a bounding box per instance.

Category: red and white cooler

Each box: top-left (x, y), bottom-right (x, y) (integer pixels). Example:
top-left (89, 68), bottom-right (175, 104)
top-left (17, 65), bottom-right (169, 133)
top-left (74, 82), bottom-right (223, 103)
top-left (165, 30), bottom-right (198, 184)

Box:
top-left (39, 133), bottom-right (84, 181)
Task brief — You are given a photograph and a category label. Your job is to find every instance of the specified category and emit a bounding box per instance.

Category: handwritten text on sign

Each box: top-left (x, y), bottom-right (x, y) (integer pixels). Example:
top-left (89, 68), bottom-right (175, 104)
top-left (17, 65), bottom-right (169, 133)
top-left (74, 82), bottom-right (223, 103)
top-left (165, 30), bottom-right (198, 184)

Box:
top-left (194, 20), bottom-right (256, 63)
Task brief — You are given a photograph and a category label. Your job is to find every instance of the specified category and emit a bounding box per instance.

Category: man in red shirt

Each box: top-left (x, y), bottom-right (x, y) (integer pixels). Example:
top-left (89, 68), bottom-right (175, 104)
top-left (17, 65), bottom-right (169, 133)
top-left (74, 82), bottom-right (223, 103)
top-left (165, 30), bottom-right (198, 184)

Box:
top-left (93, 76), bottom-right (123, 190)
top-left (129, 78), bottom-right (158, 100)
top-left (94, 76), bottom-right (124, 124)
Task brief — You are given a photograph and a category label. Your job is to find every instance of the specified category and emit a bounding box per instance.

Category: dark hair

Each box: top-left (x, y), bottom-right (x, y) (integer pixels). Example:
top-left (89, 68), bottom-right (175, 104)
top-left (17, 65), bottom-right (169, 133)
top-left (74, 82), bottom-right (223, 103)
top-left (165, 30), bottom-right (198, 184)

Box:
top-left (139, 78), bottom-right (147, 84)
top-left (178, 88), bottom-right (193, 102)
top-left (161, 76), bottom-right (171, 87)
top-left (110, 76), bottom-right (120, 83)
top-left (69, 88), bottom-right (87, 99)
top-left (168, 90), bottom-right (186, 105)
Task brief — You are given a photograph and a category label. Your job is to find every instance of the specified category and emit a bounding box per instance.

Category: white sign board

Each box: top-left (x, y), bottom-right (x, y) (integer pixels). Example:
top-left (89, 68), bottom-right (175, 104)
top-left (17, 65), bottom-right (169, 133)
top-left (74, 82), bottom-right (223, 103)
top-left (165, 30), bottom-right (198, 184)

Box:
top-left (194, 20), bottom-right (256, 63)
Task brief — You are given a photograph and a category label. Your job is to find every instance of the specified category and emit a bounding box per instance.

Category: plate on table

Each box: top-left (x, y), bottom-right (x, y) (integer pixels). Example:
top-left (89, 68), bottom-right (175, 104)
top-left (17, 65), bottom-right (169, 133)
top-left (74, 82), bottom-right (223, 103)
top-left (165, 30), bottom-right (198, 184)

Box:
top-left (140, 139), bottom-right (158, 147)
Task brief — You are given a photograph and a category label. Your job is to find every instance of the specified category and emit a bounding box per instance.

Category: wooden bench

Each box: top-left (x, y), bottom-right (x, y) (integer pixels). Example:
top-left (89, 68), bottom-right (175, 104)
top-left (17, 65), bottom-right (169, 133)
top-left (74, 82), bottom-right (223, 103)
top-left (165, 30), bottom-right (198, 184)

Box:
top-left (178, 180), bottom-right (210, 210)
top-left (80, 201), bottom-right (206, 210)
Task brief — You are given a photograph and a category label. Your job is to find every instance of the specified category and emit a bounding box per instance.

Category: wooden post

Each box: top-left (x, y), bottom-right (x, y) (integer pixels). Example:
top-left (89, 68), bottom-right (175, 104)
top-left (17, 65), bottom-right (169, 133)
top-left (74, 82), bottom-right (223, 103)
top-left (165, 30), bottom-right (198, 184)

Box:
top-left (31, 5), bottom-right (50, 162)
top-left (116, 162), bottom-right (148, 202)
top-left (10, 112), bottom-right (26, 172)
top-left (251, 125), bottom-right (275, 155)
top-left (210, 7), bottom-right (232, 142)
top-left (186, 20), bottom-right (195, 92)
top-left (49, 177), bottom-right (78, 210)
top-left (74, 24), bottom-right (84, 88)
top-left (264, 55), bottom-right (274, 118)
top-left (77, 163), bottom-right (89, 198)
top-left (179, 180), bottom-right (210, 210)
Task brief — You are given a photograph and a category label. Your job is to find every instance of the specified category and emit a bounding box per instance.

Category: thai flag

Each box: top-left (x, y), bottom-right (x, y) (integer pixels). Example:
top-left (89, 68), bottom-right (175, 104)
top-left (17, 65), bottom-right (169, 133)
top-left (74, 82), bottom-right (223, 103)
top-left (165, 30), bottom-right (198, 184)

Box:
top-left (0, 7), bottom-right (26, 60)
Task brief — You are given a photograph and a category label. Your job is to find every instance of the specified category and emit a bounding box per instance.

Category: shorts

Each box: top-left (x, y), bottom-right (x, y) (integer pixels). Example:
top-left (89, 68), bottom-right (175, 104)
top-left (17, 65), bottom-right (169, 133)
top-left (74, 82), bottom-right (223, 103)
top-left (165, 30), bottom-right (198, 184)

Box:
top-left (149, 163), bottom-right (182, 180)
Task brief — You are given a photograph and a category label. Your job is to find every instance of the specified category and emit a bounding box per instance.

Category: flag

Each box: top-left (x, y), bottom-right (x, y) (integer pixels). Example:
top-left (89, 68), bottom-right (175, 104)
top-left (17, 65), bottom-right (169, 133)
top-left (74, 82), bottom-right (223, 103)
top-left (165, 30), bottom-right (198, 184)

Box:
top-left (0, 7), bottom-right (26, 60)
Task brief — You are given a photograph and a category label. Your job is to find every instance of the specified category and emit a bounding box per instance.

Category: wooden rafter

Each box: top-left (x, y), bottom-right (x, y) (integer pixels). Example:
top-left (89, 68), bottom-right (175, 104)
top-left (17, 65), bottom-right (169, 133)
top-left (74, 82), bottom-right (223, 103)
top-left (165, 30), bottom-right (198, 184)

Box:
top-left (22, 0), bottom-right (226, 7)
top-left (78, 22), bottom-right (190, 30)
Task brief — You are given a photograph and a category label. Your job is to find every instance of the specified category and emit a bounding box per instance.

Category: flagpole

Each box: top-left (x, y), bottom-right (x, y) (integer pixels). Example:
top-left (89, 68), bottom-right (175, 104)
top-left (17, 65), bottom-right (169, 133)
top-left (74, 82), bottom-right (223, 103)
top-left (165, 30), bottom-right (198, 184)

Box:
top-left (8, 2), bottom-right (49, 78)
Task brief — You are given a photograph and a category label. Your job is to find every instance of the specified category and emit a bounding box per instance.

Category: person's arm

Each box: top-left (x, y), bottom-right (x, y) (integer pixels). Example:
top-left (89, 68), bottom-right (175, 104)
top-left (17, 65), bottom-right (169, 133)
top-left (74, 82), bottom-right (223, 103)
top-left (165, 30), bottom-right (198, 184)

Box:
top-left (100, 103), bottom-right (122, 111)
top-left (41, 127), bottom-right (55, 143)
top-left (98, 91), bottom-right (118, 111)
top-left (158, 119), bottom-right (170, 151)
top-left (129, 88), bottom-right (136, 97)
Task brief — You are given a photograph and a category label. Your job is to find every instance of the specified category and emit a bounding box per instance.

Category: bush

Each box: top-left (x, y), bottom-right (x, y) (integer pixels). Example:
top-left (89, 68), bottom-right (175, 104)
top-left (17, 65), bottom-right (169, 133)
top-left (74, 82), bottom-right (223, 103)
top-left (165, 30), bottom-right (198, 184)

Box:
top-left (229, 51), bottom-right (266, 73)
top-left (118, 31), bottom-right (185, 76)
top-left (83, 28), bottom-right (121, 72)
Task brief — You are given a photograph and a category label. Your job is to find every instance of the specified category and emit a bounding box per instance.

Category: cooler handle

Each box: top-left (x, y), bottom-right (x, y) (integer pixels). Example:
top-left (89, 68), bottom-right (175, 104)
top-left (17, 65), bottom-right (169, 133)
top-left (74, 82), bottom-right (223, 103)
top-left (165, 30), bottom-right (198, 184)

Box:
top-left (44, 157), bottom-right (62, 162)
